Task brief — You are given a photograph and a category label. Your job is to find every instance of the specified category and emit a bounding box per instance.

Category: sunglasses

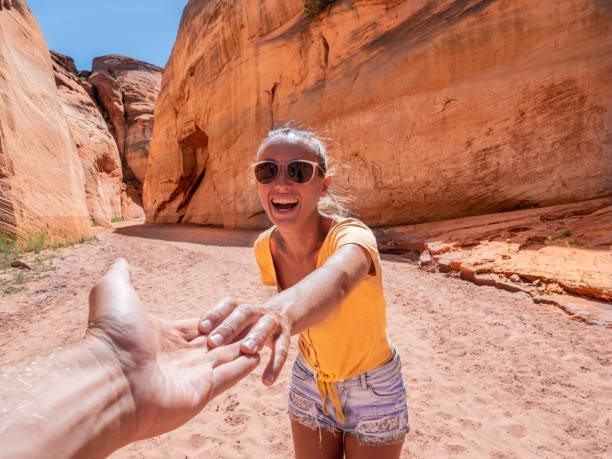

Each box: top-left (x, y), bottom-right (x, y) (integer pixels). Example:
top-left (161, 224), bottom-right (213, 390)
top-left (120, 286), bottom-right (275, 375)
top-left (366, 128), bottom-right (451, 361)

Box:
top-left (252, 159), bottom-right (324, 185)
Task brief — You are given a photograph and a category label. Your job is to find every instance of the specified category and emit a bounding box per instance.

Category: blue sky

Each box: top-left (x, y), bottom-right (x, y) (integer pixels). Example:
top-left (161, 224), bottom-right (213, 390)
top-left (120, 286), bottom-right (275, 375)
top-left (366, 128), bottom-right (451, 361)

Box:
top-left (28, 0), bottom-right (188, 70)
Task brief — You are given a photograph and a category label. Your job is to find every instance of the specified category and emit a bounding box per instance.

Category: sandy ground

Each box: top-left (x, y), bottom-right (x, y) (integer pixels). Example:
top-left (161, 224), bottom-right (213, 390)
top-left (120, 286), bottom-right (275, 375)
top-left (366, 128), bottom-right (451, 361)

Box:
top-left (0, 222), bottom-right (610, 458)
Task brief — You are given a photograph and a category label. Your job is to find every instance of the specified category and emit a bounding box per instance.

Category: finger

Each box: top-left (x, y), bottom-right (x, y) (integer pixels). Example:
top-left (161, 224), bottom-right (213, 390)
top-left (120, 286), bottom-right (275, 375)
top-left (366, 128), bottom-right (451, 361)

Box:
top-left (240, 314), bottom-right (280, 354)
top-left (206, 341), bottom-right (246, 366)
top-left (211, 354), bottom-right (260, 399)
top-left (104, 258), bottom-right (130, 280)
top-left (173, 318), bottom-right (201, 341)
top-left (88, 259), bottom-right (139, 321)
top-left (189, 334), bottom-right (208, 349)
top-left (262, 332), bottom-right (290, 386)
top-left (206, 304), bottom-right (259, 349)
top-left (198, 298), bottom-right (240, 335)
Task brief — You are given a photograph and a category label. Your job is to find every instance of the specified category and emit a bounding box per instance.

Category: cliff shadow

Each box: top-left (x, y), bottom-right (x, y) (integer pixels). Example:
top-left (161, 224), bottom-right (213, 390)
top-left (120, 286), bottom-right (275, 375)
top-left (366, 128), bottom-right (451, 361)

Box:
top-left (113, 223), bottom-right (258, 248)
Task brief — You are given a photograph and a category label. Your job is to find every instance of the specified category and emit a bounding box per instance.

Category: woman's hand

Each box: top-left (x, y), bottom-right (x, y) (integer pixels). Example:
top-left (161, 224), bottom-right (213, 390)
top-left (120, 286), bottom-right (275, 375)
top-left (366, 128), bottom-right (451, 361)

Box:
top-left (199, 298), bottom-right (291, 386)
top-left (200, 244), bottom-right (373, 387)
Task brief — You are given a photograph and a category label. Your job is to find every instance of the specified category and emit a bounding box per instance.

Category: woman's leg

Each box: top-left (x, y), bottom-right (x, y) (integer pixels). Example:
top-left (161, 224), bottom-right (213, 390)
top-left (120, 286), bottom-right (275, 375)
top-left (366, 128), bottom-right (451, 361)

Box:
top-left (291, 419), bottom-right (343, 459)
top-left (344, 434), bottom-right (404, 459)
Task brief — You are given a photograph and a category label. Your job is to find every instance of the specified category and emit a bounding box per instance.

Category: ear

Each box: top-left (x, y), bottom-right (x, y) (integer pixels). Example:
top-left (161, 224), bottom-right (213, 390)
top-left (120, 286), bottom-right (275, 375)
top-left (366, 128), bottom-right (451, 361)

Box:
top-left (320, 176), bottom-right (331, 197)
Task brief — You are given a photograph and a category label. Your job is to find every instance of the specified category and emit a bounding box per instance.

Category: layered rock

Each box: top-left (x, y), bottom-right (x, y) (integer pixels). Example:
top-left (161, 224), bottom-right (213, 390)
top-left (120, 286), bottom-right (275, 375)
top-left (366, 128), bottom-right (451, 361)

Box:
top-left (89, 55), bottom-right (162, 208)
top-left (51, 51), bottom-right (124, 227)
top-left (375, 197), bottom-right (612, 301)
top-left (375, 197), bottom-right (612, 326)
top-left (145, 0), bottom-right (612, 229)
top-left (0, 0), bottom-right (90, 241)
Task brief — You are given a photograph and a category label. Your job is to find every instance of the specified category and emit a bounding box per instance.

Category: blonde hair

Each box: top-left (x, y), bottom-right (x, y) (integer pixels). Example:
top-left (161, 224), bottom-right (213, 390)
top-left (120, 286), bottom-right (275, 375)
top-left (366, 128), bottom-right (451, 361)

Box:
top-left (256, 125), bottom-right (351, 218)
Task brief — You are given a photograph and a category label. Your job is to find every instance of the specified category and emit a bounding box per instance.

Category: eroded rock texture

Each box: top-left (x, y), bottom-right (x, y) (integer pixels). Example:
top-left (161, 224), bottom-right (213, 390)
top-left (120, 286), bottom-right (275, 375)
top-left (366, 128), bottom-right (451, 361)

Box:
top-left (0, 1), bottom-right (90, 240)
top-left (375, 197), bottom-right (612, 304)
top-left (145, 0), bottom-right (612, 229)
top-left (89, 55), bottom-right (162, 209)
top-left (51, 51), bottom-right (124, 227)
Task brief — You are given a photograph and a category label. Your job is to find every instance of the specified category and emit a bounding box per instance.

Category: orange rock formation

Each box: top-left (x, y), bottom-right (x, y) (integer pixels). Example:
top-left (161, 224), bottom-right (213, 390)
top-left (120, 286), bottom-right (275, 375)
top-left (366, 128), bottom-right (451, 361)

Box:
top-left (376, 197), bottom-right (612, 307)
top-left (51, 51), bottom-right (124, 227)
top-left (0, 1), bottom-right (91, 240)
top-left (144, 0), bottom-right (611, 229)
top-left (89, 55), bottom-right (162, 209)
top-left (51, 52), bottom-right (149, 222)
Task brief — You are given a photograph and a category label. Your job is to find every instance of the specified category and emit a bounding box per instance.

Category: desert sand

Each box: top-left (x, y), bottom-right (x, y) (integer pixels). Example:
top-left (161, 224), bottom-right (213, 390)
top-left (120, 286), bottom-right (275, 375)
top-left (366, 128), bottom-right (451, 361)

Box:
top-left (0, 222), bottom-right (610, 458)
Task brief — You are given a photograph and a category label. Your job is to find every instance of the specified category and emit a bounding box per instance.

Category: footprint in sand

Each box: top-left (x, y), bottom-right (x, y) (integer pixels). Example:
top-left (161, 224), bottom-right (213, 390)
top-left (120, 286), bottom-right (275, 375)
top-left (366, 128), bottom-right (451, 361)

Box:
top-left (503, 423), bottom-right (526, 438)
top-left (444, 444), bottom-right (467, 455)
top-left (190, 433), bottom-right (206, 449)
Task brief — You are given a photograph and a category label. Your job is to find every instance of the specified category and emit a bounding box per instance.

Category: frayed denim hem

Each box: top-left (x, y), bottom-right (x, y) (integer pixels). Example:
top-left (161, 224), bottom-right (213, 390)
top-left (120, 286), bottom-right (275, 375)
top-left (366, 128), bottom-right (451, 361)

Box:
top-left (288, 411), bottom-right (342, 435)
top-left (352, 429), bottom-right (409, 447)
top-left (353, 413), bottom-right (410, 446)
top-left (288, 410), bottom-right (409, 447)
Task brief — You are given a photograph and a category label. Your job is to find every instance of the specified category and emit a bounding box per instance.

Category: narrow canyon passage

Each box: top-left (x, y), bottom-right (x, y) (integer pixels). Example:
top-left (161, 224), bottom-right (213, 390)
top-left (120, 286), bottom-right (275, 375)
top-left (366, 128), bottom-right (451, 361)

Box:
top-left (0, 224), bottom-right (609, 458)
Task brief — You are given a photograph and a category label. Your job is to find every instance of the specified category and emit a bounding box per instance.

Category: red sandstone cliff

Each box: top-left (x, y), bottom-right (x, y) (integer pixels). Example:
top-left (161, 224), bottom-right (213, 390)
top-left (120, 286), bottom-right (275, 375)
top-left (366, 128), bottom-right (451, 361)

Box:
top-left (0, 0), bottom-right (91, 240)
top-left (51, 52), bottom-right (146, 223)
top-left (144, 0), bottom-right (612, 229)
top-left (51, 51), bottom-right (124, 227)
top-left (89, 55), bottom-right (162, 208)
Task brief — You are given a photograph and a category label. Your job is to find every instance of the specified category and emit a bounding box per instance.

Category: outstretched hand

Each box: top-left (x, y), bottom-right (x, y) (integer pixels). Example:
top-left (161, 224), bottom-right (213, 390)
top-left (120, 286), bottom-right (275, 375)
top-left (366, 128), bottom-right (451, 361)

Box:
top-left (87, 259), bottom-right (260, 442)
top-left (199, 298), bottom-right (292, 386)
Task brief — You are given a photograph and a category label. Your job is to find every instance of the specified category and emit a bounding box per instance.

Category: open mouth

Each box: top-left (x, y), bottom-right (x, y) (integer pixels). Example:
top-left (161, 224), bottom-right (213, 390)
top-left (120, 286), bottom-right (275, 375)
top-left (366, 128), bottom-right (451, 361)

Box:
top-left (271, 197), bottom-right (299, 212)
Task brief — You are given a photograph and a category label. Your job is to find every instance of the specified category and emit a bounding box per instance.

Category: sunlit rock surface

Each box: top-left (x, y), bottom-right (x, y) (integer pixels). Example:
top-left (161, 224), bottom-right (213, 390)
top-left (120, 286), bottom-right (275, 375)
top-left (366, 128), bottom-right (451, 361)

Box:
top-left (89, 54), bottom-right (162, 210)
top-left (145, 0), bottom-right (611, 229)
top-left (376, 197), bottom-right (612, 306)
top-left (51, 51), bottom-right (124, 227)
top-left (0, 0), bottom-right (90, 240)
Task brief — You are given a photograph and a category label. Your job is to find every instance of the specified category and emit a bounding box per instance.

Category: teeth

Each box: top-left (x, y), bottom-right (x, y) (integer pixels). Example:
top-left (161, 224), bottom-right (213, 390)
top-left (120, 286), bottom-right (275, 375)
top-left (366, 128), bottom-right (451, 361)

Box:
top-left (271, 198), bottom-right (298, 204)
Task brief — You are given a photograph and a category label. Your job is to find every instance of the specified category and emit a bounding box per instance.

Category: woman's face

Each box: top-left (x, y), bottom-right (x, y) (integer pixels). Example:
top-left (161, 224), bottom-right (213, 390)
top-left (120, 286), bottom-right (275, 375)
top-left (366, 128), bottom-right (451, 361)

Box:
top-left (256, 137), bottom-right (331, 229)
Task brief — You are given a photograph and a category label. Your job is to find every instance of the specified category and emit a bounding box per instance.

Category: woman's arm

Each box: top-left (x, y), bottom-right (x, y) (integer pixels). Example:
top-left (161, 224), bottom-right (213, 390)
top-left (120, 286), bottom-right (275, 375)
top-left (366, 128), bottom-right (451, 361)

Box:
top-left (199, 243), bottom-right (372, 385)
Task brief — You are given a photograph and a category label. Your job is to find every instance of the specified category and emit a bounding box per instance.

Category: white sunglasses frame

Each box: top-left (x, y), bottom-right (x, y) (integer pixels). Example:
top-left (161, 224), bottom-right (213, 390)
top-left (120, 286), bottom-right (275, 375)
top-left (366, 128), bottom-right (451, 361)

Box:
top-left (251, 159), bottom-right (324, 185)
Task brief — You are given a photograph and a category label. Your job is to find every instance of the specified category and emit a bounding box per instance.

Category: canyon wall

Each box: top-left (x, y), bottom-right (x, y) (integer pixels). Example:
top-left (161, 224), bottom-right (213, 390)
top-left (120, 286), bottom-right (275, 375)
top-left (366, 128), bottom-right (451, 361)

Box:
top-left (144, 0), bottom-right (612, 229)
top-left (52, 52), bottom-right (150, 222)
top-left (89, 55), bottom-right (162, 209)
top-left (0, 0), bottom-right (91, 240)
top-left (51, 51), bottom-right (124, 227)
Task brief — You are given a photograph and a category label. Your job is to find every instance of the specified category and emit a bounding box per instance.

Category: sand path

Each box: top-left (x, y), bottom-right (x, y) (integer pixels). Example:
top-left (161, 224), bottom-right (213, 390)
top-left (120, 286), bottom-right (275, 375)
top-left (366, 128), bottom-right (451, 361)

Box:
top-left (0, 223), bottom-right (610, 458)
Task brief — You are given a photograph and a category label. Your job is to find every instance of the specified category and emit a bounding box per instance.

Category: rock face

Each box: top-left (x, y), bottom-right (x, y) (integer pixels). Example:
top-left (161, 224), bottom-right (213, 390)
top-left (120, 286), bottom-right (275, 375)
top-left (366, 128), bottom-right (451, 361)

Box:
top-left (375, 197), bottom-right (612, 304)
top-left (145, 0), bottom-right (612, 229)
top-left (51, 51), bottom-right (124, 227)
top-left (89, 55), bottom-right (162, 208)
top-left (0, 1), bottom-right (91, 240)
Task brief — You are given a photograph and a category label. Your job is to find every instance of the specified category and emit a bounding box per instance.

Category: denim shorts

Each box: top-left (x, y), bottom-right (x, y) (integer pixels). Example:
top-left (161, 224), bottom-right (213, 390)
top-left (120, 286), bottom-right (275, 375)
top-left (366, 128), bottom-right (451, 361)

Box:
top-left (287, 350), bottom-right (409, 446)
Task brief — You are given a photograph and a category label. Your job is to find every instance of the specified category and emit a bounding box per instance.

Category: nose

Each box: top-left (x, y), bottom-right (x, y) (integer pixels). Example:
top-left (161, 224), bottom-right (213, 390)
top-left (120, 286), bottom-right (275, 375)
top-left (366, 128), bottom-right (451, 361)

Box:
top-left (273, 165), bottom-right (292, 190)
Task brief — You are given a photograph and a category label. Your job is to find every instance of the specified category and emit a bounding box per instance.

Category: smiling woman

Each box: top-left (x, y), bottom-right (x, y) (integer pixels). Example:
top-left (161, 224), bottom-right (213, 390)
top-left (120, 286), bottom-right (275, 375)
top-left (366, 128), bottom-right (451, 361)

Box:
top-left (27, 0), bottom-right (187, 69)
top-left (200, 126), bottom-right (409, 458)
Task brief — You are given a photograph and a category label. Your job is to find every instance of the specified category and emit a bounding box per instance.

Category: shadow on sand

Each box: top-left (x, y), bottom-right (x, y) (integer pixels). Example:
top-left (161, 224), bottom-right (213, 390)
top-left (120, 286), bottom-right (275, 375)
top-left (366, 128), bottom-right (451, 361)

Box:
top-left (113, 223), bottom-right (259, 248)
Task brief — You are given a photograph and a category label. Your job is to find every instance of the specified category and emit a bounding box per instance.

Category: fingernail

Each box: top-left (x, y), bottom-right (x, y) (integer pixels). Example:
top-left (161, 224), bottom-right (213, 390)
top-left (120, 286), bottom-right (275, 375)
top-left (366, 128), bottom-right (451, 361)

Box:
top-left (209, 334), bottom-right (223, 346)
top-left (200, 319), bottom-right (212, 333)
top-left (264, 374), bottom-right (273, 385)
top-left (243, 338), bottom-right (258, 352)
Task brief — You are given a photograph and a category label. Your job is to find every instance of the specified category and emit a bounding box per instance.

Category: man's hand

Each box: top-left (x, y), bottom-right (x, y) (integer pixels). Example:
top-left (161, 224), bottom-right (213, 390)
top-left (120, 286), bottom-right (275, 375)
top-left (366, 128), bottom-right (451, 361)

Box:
top-left (87, 259), bottom-right (260, 443)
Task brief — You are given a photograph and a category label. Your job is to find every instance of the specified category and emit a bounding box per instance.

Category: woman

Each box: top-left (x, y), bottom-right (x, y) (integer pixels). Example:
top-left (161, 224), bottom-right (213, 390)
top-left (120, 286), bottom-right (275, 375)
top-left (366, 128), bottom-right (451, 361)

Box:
top-left (199, 126), bottom-right (409, 458)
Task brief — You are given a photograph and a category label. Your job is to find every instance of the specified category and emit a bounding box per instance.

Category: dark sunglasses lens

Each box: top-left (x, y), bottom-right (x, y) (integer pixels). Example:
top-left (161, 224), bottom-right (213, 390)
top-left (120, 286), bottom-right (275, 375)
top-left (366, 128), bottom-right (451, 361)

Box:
top-left (254, 162), bottom-right (278, 184)
top-left (287, 161), bottom-right (315, 183)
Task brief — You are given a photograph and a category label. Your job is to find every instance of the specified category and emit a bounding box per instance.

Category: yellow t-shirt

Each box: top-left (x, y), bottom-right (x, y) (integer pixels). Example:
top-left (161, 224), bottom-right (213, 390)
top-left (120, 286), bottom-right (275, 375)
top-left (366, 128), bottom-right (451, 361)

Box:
top-left (253, 217), bottom-right (393, 422)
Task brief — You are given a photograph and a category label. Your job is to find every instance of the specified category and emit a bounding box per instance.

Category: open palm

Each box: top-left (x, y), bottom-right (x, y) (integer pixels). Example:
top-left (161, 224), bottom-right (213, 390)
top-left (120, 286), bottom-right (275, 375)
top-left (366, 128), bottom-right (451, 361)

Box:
top-left (87, 259), bottom-right (260, 442)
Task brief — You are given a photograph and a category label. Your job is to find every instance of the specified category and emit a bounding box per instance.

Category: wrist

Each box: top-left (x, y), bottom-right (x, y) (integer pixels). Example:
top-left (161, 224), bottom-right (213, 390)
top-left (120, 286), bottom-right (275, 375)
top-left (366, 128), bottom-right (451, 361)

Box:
top-left (81, 335), bottom-right (138, 456)
top-left (262, 295), bottom-right (296, 336)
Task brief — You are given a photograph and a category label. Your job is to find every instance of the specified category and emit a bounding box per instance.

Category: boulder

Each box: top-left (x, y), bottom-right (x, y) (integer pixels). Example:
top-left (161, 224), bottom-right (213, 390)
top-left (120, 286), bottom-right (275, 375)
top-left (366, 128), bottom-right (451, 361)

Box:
top-left (144, 0), bottom-right (612, 229)
top-left (89, 54), bottom-right (162, 206)
top-left (0, 1), bottom-right (90, 241)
